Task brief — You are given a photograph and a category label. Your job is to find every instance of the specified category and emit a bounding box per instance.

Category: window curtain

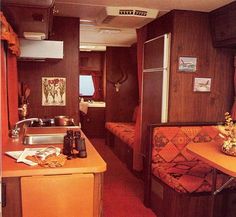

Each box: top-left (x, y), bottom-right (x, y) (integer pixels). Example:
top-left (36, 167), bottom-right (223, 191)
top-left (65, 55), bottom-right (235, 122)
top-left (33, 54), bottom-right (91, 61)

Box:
top-left (231, 56), bottom-right (236, 119)
top-left (0, 11), bottom-right (20, 56)
top-left (1, 12), bottom-right (20, 144)
top-left (91, 72), bottom-right (102, 100)
top-left (133, 26), bottom-right (147, 171)
top-left (7, 49), bottom-right (19, 127)
top-left (1, 42), bottom-right (8, 144)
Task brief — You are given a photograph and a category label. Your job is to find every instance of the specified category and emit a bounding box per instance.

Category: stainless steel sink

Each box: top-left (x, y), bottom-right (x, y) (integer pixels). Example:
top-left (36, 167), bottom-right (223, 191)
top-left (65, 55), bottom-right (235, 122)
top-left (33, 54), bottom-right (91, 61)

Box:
top-left (23, 133), bottom-right (66, 145)
top-left (23, 126), bottom-right (80, 145)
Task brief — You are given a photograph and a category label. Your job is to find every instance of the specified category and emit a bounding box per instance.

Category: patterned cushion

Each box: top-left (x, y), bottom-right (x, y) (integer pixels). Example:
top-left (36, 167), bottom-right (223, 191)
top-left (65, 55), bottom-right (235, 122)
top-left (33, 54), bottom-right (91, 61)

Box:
top-left (152, 160), bottom-right (234, 193)
top-left (151, 125), bottom-right (236, 193)
top-left (152, 126), bottom-right (223, 163)
top-left (106, 122), bottom-right (135, 147)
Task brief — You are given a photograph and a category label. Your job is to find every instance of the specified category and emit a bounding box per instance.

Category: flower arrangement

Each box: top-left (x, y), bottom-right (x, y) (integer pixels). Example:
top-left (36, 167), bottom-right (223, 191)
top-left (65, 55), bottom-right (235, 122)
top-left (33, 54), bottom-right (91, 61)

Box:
top-left (219, 112), bottom-right (236, 156)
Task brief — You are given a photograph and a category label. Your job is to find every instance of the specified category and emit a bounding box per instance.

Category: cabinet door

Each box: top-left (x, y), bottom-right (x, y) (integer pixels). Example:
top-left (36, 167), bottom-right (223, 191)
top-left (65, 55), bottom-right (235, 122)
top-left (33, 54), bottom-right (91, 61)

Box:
top-left (2, 177), bottom-right (22, 217)
top-left (81, 107), bottom-right (105, 138)
top-left (80, 52), bottom-right (103, 71)
top-left (21, 174), bottom-right (94, 217)
top-left (141, 33), bottom-right (171, 154)
top-left (210, 2), bottom-right (236, 47)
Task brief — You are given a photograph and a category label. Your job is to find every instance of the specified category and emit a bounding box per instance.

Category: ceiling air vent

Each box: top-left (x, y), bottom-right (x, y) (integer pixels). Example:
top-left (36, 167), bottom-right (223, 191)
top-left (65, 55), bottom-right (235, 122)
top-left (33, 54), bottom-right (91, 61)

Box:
top-left (118, 9), bottom-right (148, 17)
top-left (134, 10), bottom-right (148, 16)
top-left (96, 6), bottom-right (158, 28)
top-left (119, 9), bottom-right (134, 15)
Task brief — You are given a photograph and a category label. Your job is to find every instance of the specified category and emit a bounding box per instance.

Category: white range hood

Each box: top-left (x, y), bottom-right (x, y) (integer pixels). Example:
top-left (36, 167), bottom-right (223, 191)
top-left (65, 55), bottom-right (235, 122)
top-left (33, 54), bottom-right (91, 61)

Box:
top-left (19, 38), bottom-right (64, 60)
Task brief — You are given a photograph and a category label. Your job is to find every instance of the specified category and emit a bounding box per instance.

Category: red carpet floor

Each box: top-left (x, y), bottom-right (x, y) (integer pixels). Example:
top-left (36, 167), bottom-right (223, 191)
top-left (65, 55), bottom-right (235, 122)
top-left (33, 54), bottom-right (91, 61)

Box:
top-left (90, 138), bottom-right (156, 217)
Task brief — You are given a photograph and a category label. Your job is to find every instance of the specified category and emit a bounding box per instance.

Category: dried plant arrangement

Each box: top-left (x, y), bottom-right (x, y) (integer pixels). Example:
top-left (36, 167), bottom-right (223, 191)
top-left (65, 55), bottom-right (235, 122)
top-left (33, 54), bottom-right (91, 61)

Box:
top-left (219, 112), bottom-right (236, 156)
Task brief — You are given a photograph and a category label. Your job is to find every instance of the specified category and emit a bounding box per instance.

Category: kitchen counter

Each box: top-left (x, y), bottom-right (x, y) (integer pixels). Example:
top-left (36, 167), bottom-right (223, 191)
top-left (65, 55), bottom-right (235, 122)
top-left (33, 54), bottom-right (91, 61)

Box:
top-left (2, 131), bottom-right (106, 177)
top-left (2, 130), bottom-right (106, 217)
top-left (79, 101), bottom-right (106, 114)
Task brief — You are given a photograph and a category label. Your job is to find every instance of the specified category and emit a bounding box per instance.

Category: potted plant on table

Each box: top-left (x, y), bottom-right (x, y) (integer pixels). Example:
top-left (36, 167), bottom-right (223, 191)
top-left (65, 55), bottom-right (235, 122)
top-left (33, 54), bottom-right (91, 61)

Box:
top-left (219, 112), bottom-right (236, 156)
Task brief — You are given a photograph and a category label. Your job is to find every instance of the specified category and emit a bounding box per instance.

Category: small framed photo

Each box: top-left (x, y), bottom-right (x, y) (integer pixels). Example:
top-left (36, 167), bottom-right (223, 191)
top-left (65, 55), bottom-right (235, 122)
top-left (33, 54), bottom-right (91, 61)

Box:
top-left (193, 77), bottom-right (211, 92)
top-left (178, 57), bottom-right (197, 72)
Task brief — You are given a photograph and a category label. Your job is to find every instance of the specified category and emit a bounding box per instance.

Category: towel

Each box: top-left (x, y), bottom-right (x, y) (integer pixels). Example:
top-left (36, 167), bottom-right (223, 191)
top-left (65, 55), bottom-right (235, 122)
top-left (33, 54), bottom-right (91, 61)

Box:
top-left (79, 102), bottom-right (89, 114)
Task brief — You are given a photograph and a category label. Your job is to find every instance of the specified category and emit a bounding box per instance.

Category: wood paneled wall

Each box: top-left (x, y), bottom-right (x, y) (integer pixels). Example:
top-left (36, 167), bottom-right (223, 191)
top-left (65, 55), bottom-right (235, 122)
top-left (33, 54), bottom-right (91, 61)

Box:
top-left (80, 51), bottom-right (105, 72)
top-left (146, 10), bottom-right (235, 123)
top-left (106, 46), bottom-right (138, 122)
top-left (18, 17), bottom-right (80, 123)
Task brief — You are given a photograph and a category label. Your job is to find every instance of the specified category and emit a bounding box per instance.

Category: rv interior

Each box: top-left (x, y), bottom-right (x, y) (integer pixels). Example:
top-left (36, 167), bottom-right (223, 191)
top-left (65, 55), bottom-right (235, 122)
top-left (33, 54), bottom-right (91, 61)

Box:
top-left (1, 0), bottom-right (236, 217)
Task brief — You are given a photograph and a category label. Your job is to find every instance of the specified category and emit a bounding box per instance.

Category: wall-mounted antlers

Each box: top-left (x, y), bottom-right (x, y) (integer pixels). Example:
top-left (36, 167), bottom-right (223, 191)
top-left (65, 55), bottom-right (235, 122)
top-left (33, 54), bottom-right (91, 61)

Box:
top-left (107, 65), bottom-right (128, 92)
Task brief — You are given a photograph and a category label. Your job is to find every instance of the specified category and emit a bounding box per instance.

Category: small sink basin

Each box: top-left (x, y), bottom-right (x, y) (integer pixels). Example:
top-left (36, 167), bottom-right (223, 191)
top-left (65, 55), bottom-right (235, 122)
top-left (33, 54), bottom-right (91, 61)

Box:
top-left (23, 126), bottom-right (80, 145)
top-left (23, 133), bottom-right (66, 145)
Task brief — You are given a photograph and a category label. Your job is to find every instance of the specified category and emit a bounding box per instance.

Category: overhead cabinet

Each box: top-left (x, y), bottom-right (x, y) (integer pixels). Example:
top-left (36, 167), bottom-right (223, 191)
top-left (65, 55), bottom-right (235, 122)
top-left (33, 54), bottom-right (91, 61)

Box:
top-left (19, 39), bottom-right (64, 60)
top-left (2, 0), bottom-right (54, 39)
top-left (210, 1), bottom-right (236, 48)
top-left (80, 52), bottom-right (104, 71)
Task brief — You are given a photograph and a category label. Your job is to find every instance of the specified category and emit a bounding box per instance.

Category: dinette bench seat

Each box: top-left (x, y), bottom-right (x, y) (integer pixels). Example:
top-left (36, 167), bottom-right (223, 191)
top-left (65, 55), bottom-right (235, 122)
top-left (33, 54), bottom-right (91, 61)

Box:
top-left (145, 123), bottom-right (236, 217)
top-left (105, 122), bottom-right (135, 170)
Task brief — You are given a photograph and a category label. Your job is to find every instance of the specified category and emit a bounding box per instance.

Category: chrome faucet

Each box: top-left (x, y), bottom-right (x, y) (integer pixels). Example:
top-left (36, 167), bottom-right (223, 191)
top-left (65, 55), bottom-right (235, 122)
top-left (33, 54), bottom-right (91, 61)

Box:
top-left (10, 118), bottom-right (43, 138)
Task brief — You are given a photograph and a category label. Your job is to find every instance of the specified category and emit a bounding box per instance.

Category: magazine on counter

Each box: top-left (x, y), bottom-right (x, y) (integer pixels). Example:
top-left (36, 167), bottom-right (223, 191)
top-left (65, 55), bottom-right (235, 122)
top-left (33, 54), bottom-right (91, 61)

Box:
top-left (5, 147), bottom-right (61, 166)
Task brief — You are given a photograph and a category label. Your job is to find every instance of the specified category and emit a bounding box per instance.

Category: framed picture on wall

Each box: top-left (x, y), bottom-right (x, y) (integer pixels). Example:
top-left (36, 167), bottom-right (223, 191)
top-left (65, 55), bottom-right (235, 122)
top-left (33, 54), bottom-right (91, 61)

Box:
top-left (42, 77), bottom-right (66, 106)
top-left (193, 77), bottom-right (211, 92)
top-left (178, 57), bottom-right (197, 72)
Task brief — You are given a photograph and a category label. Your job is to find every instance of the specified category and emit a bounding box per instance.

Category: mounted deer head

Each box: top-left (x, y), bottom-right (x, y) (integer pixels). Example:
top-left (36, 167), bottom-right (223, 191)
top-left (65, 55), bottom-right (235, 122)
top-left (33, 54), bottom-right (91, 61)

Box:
top-left (107, 65), bottom-right (128, 92)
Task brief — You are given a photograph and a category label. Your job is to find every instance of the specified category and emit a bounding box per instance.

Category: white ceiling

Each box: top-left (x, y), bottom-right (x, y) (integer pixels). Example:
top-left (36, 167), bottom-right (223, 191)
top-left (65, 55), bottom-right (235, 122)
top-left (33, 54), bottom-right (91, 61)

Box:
top-left (54, 0), bottom-right (234, 50)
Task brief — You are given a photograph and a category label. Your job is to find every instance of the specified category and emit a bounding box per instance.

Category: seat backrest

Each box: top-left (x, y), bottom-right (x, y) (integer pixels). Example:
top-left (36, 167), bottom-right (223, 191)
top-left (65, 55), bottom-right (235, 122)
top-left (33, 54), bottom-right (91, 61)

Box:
top-left (152, 124), bottom-right (223, 163)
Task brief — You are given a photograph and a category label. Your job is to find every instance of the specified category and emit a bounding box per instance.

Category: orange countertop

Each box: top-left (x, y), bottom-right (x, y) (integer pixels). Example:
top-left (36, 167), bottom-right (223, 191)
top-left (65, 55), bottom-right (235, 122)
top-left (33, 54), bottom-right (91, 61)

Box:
top-left (2, 131), bottom-right (107, 177)
top-left (187, 142), bottom-right (236, 177)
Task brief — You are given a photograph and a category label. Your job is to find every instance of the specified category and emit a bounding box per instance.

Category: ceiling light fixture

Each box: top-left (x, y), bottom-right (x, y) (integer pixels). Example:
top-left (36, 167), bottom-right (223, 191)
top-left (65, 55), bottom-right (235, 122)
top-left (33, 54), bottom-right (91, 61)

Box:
top-left (99, 28), bottom-right (121, 34)
top-left (80, 45), bottom-right (106, 51)
top-left (80, 19), bottom-right (94, 23)
top-left (80, 19), bottom-right (96, 27)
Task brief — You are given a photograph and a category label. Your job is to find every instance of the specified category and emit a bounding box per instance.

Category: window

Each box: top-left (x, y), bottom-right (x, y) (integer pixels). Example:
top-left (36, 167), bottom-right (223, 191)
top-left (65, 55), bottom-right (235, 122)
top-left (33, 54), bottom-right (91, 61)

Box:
top-left (79, 75), bottom-right (95, 96)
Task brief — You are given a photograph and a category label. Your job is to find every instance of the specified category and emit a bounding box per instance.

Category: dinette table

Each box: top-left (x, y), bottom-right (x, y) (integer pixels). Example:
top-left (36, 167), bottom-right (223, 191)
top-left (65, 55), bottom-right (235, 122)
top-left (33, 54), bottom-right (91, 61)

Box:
top-left (187, 141), bottom-right (236, 217)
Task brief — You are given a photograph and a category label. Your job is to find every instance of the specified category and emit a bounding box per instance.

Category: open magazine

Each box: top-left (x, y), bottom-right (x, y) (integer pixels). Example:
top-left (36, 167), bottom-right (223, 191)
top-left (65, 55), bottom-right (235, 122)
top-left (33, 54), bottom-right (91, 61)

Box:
top-left (6, 147), bottom-right (61, 166)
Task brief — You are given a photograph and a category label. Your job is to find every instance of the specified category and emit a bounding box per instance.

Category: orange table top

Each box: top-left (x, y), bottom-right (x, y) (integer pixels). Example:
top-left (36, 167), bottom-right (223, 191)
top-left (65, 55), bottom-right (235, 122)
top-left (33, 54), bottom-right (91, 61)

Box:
top-left (187, 142), bottom-right (236, 177)
top-left (2, 131), bottom-right (107, 177)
